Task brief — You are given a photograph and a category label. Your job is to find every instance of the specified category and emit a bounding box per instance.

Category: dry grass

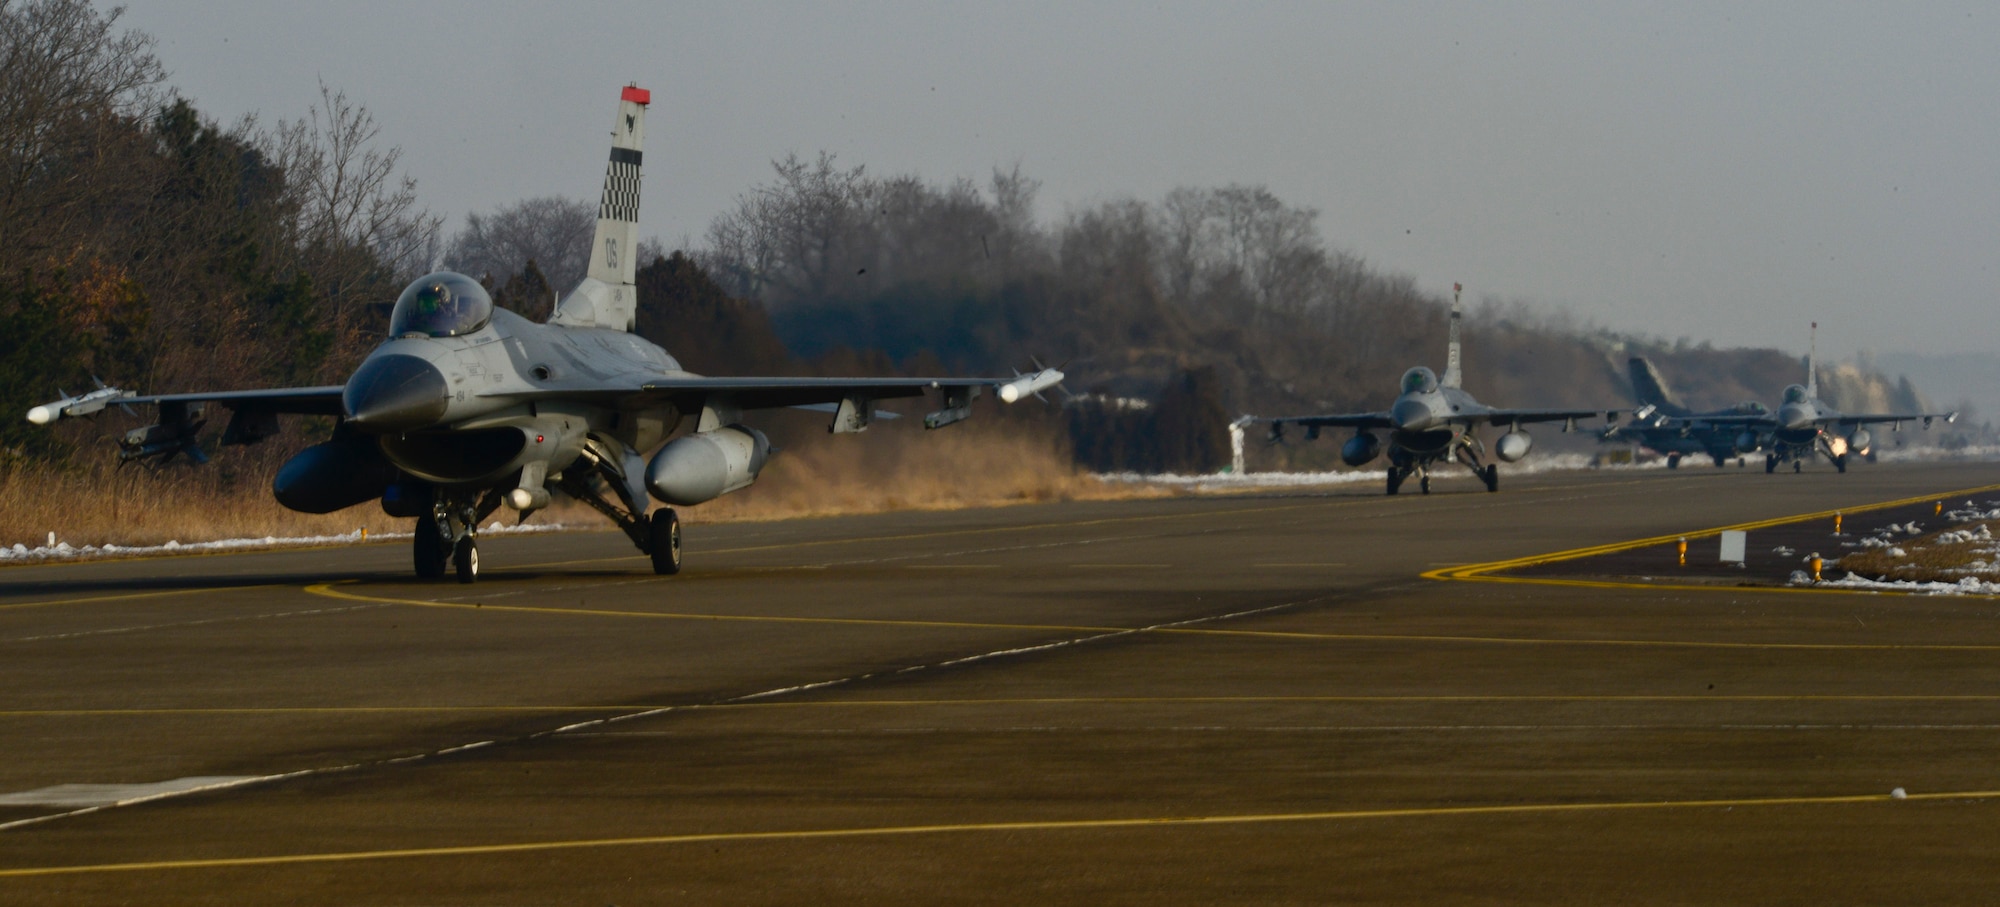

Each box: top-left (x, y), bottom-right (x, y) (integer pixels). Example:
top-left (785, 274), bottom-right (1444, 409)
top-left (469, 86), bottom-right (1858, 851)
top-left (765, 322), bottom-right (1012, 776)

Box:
top-left (1837, 521), bottom-right (2000, 583)
top-left (0, 421), bottom-right (1168, 551)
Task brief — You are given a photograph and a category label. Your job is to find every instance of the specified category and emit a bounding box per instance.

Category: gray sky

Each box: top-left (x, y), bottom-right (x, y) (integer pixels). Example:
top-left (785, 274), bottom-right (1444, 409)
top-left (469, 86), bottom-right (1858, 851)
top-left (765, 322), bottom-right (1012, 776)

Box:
top-left (123, 1), bottom-right (2000, 362)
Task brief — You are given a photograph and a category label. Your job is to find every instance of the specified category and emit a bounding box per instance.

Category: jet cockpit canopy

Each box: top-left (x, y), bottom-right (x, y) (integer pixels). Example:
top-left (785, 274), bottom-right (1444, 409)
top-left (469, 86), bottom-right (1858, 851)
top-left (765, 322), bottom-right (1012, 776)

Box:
top-left (1782, 384), bottom-right (1809, 404)
top-left (1401, 366), bottom-right (1439, 395)
top-left (390, 272), bottom-right (493, 338)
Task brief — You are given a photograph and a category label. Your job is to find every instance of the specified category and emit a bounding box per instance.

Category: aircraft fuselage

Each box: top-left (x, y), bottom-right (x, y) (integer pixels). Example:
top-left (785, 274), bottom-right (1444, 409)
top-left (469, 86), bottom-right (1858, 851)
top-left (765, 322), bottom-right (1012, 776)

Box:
top-left (345, 308), bottom-right (686, 487)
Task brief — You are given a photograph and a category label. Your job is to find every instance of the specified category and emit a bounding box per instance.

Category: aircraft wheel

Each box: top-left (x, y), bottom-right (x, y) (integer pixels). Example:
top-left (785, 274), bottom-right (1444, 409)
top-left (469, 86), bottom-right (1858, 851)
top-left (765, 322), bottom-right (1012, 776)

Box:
top-left (1419, 474), bottom-right (1431, 495)
top-left (1386, 468), bottom-right (1403, 496)
top-left (1482, 464), bottom-right (1499, 492)
top-left (1834, 454), bottom-right (1847, 474)
top-left (414, 514), bottom-right (447, 579)
top-left (1712, 454), bottom-right (1728, 468)
top-left (649, 508), bottom-right (682, 575)
top-left (1737, 457), bottom-right (1746, 468)
top-left (1765, 455), bottom-right (1777, 474)
top-left (1667, 453), bottom-right (1681, 470)
top-left (1792, 460), bottom-right (1802, 473)
top-left (453, 535), bottom-right (478, 584)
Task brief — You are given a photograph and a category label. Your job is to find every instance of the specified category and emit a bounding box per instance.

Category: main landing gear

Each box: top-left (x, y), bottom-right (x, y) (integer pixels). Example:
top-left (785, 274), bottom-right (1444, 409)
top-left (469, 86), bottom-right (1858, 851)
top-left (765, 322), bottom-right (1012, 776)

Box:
top-left (649, 507), bottom-right (682, 575)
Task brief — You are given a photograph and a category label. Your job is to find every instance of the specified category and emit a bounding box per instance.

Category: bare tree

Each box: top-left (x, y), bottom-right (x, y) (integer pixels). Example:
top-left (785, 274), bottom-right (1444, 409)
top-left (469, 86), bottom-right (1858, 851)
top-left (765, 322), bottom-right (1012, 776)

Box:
top-left (442, 195), bottom-right (594, 292)
top-left (0, 0), bottom-right (164, 265)
top-left (263, 81), bottom-right (441, 329)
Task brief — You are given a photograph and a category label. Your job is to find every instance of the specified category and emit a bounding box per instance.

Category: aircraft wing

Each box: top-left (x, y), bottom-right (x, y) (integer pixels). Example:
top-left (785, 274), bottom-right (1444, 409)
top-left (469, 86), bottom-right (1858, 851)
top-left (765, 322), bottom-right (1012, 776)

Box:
top-left (1257, 412), bottom-right (1395, 431)
top-left (635, 371), bottom-right (1074, 410)
top-left (112, 387), bottom-right (346, 415)
top-left (1472, 407), bottom-right (1617, 427)
top-left (27, 385), bottom-right (346, 424)
top-left (1831, 411), bottom-right (1958, 427)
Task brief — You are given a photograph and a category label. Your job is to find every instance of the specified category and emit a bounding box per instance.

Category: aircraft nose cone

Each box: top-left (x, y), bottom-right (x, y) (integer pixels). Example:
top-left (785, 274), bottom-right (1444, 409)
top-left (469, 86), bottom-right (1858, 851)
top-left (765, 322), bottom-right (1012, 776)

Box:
top-left (344, 354), bottom-right (448, 433)
top-left (1777, 403), bottom-right (1813, 432)
top-left (1391, 398), bottom-right (1434, 432)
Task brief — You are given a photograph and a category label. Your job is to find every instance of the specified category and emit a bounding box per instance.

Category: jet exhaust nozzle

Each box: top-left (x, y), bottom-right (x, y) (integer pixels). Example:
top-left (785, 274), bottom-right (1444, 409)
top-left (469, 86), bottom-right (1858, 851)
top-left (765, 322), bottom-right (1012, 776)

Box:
top-left (646, 425), bottom-right (770, 506)
top-left (344, 354), bottom-right (448, 434)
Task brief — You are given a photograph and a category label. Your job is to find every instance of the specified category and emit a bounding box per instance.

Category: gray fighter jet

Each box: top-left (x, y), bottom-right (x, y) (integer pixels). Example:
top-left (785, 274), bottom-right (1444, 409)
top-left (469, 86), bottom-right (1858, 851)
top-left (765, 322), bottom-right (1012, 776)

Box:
top-left (1599, 357), bottom-right (1768, 468)
top-left (1697, 324), bottom-right (1953, 473)
top-left (1256, 285), bottom-right (1616, 494)
top-left (25, 85), bottom-right (1062, 582)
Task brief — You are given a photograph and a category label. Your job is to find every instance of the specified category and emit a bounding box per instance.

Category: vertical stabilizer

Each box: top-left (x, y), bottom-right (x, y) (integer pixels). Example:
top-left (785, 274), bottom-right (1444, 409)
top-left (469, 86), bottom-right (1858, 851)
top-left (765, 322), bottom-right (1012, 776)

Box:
top-left (1441, 283), bottom-right (1464, 388)
top-left (1805, 321), bottom-right (1818, 397)
top-left (1627, 357), bottom-right (1688, 416)
top-left (551, 85), bottom-right (650, 331)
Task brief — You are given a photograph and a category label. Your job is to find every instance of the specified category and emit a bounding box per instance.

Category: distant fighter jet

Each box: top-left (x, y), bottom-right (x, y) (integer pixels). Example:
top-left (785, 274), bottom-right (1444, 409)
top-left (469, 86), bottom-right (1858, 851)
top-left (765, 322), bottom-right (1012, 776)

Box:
top-left (1600, 357), bottom-right (1768, 468)
top-left (1698, 324), bottom-right (1954, 473)
top-left (1254, 285), bottom-right (1617, 494)
top-left (26, 86), bottom-right (1063, 582)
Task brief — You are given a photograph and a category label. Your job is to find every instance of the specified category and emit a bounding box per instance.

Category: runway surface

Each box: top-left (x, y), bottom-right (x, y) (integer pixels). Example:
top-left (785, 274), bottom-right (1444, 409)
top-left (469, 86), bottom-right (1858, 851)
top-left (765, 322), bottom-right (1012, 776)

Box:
top-left (4, 460), bottom-right (2000, 904)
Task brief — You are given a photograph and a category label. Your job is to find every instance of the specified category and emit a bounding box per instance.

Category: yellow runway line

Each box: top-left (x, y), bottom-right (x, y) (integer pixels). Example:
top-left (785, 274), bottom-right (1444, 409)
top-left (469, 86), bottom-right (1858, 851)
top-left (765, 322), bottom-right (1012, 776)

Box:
top-left (303, 582), bottom-right (2000, 651)
top-left (3, 788), bottom-right (1994, 877)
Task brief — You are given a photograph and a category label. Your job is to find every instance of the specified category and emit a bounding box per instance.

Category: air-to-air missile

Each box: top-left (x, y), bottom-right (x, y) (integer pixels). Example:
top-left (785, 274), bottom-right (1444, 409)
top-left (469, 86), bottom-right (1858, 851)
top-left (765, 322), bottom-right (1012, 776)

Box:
top-left (25, 385), bottom-right (133, 425)
top-left (997, 367), bottom-right (1065, 404)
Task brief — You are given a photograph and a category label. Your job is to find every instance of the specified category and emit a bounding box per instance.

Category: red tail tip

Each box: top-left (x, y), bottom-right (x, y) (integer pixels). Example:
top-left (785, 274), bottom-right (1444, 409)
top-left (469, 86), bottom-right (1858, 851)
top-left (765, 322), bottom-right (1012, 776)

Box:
top-left (621, 86), bottom-right (651, 105)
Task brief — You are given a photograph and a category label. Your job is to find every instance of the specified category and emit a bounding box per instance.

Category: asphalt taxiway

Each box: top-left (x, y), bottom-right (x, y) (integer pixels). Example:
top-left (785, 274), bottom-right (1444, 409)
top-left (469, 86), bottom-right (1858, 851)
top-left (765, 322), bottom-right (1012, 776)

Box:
top-left (4, 461), bottom-right (2000, 904)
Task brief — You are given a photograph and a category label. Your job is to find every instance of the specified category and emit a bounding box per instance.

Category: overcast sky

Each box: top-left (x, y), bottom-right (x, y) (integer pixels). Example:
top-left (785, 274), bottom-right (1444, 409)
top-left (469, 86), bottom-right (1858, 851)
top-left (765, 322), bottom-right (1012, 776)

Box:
top-left (121, 1), bottom-right (1999, 362)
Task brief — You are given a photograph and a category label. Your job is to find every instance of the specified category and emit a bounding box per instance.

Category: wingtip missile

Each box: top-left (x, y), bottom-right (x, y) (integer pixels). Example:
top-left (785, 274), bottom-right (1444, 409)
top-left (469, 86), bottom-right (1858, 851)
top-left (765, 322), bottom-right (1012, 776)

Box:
top-left (998, 368), bottom-right (1064, 404)
top-left (26, 386), bottom-right (132, 424)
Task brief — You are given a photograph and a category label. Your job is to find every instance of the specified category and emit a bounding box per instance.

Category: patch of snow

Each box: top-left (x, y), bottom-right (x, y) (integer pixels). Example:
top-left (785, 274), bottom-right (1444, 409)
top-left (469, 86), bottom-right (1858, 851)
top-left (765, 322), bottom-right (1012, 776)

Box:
top-left (0, 522), bottom-right (567, 565)
top-left (1805, 573), bottom-right (2000, 595)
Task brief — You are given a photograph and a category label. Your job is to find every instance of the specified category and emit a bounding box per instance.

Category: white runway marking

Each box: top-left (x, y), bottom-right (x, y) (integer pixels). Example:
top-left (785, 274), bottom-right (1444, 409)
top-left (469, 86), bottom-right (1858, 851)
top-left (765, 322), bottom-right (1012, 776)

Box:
top-left (0, 776), bottom-right (261, 808)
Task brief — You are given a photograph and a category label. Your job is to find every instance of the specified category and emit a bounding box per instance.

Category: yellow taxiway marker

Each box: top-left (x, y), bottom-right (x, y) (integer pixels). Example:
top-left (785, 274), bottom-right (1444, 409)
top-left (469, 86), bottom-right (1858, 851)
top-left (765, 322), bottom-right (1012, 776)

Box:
top-left (2, 787), bottom-right (1993, 877)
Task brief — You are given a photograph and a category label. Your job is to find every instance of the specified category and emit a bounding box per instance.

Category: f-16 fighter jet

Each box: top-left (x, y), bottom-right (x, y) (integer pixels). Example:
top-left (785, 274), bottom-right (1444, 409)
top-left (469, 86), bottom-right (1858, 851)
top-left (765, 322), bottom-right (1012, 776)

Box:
top-left (26, 86), bottom-right (1062, 582)
top-left (1255, 284), bottom-right (1616, 495)
top-left (1600, 357), bottom-right (1769, 468)
top-left (1697, 324), bottom-right (1953, 474)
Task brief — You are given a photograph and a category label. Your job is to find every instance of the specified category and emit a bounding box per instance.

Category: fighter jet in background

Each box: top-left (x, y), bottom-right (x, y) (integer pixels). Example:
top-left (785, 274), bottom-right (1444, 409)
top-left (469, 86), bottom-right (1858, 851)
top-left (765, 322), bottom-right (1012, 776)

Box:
top-left (1599, 357), bottom-right (1768, 468)
top-left (27, 86), bottom-right (1062, 582)
top-left (1699, 324), bottom-right (1955, 473)
top-left (1255, 285), bottom-right (1617, 494)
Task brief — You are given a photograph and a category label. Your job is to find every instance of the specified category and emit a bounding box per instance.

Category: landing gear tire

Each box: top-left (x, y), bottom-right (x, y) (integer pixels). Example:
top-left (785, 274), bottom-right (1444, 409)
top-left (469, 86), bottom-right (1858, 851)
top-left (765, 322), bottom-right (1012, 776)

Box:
top-left (1833, 454), bottom-right (1847, 474)
top-left (1419, 474), bottom-right (1432, 495)
top-left (1386, 467), bottom-right (1404, 496)
top-left (1667, 453), bottom-right (1682, 470)
top-left (1765, 455), bottom-right (1778, 474)
top-left (453, 535), bottom-right (478, 584)
top-left (1482, 464), bottom-right (1499, 492)
top-left (1712, 454), bottom-right (1728, 468)
top-left (414, 514), bottom-right (447, 579)
top-left (649, 507), bottom-right (682, 575)
top-left (1792, 460), bottom-right (1802, 473)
